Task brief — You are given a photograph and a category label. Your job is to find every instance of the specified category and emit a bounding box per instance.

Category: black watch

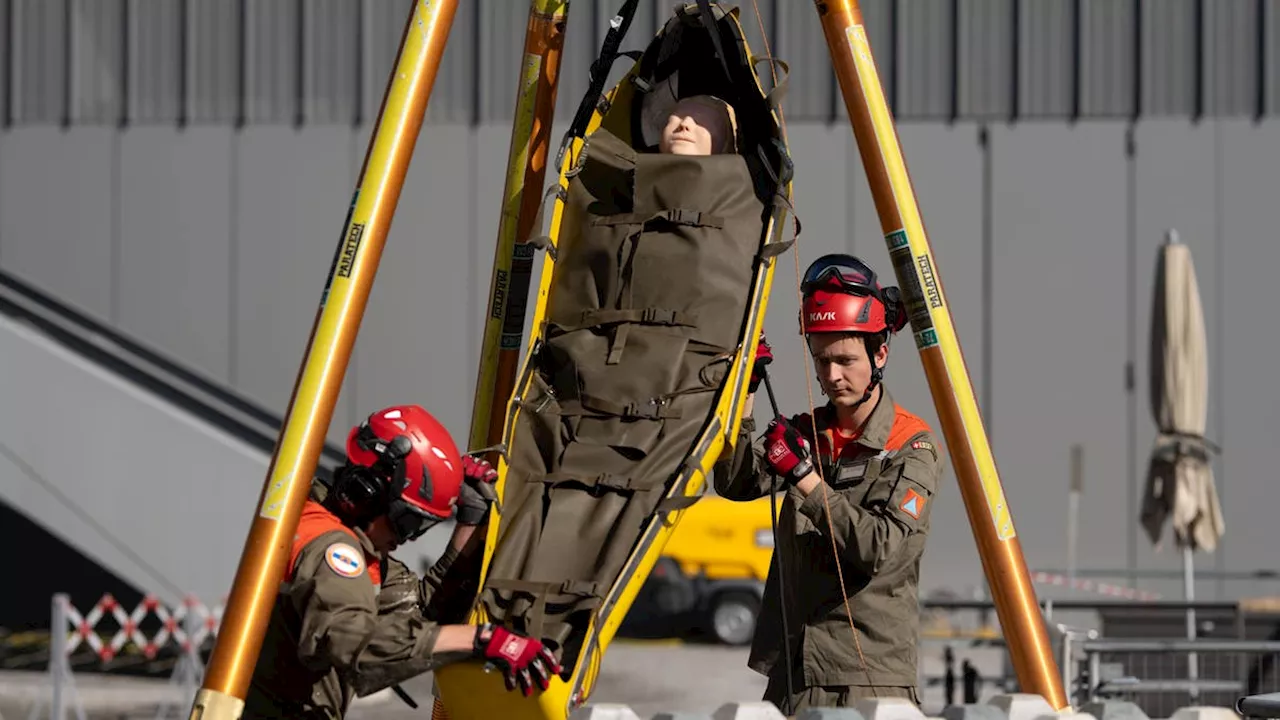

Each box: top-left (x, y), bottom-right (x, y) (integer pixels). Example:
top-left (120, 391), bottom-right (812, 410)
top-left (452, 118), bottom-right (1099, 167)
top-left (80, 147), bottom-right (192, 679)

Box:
top-left (787, 458), bottom-right (814, 485)
top-left (473, 623), bottom-right (494, 654)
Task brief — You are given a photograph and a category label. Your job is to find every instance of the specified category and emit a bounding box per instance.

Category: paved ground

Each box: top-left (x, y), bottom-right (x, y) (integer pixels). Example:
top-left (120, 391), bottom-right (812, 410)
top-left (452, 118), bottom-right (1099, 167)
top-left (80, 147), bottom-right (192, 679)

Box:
top-left (0, 639), bottom-right (1010, 719)
top-left (0, 641), bottom-right (766, 720)
top-left (349, 640), bottom-right (771, 719)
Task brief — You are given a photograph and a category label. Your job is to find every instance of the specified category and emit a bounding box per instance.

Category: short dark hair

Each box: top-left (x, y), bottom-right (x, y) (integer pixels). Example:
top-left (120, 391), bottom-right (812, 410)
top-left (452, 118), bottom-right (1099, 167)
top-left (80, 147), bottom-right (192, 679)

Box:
top-left (807, 330), bottom-right (888, 358)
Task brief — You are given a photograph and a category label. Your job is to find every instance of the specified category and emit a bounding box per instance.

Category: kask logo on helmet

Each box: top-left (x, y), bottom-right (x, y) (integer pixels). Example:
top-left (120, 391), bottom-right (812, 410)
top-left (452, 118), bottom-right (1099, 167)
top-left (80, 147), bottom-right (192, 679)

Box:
top-left (809, 311), bottom-right (836, 322)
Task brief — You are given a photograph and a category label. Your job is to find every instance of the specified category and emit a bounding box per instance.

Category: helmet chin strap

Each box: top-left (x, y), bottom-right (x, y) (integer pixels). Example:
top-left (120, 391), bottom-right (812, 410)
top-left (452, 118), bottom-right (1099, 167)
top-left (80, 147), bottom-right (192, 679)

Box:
top-left (848, 363), bottom-right (883, 412)
top-left (850, 332), bottom-right (891, 413)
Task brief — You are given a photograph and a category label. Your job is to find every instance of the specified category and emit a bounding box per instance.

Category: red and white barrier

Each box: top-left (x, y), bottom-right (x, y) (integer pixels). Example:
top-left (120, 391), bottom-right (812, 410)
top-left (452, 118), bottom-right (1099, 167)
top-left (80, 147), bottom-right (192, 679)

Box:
top-left (1032, 571), bottom-right (1164, 601)
top-left (62, 593), bottom-right (224, 662)
top-left (30, 592), bottom-right (226, 720)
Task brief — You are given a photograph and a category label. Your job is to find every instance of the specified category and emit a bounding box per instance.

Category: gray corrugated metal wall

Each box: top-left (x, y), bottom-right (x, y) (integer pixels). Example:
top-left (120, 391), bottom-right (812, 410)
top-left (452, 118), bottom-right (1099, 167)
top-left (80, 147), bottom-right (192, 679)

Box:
top-left (8, 119), bottom-right (1280, 603)
top-left (5, 0), bottom-right (1279, 127)
top-left (3, 1), bottom-right (1280, 601)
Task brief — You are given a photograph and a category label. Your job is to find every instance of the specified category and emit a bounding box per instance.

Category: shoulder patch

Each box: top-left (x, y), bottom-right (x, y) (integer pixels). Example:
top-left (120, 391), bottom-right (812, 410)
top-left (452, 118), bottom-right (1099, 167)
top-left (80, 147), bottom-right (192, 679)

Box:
top-left (324, 542), bottom-right (366, 578)
top-left (910, 439), bottom-right (935, 453)
top-left (899, 488), bottom-right (926, 520)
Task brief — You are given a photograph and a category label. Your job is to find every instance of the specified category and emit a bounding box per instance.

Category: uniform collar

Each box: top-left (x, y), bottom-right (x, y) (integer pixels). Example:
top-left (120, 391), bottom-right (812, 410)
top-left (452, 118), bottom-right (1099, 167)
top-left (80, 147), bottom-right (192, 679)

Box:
top-left (857, 386), bottom-right (897, 450)
top-left (308, 480), bottom-right (383, 560)
top-left (815, 385), bottom-right (897, 451)
top-left (352, 526), bottom-right (381, 561)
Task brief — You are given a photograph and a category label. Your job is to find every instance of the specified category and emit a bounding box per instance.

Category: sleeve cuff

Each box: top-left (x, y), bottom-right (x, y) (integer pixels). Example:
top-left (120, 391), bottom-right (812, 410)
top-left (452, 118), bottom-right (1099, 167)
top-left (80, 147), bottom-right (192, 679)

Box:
top-left (432, 543), bottom-right (462, 575)
top-left (798, 480), bottom-right (833, 524)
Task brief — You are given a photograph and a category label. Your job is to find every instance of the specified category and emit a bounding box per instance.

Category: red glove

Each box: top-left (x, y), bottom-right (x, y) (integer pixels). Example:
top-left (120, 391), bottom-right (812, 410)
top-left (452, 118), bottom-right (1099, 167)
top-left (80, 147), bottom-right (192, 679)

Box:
top-left (749, 336), bottom-right (774, 393)
top-left (763, 416), bottom-right (814, 484)
top-left (475, 624), bottom-right (562, 697)
top-left (462, 454), bottom-right (498, 485)
top-left (457, 455), bottom-right (499, 526)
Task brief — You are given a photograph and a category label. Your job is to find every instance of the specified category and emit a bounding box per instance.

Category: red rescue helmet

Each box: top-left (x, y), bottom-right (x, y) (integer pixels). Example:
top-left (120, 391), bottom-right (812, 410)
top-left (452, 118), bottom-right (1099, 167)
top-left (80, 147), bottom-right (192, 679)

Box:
top-left (345, 405), bottom-right (464, 537)
top-left (799, 254), bottom-right (907, 336)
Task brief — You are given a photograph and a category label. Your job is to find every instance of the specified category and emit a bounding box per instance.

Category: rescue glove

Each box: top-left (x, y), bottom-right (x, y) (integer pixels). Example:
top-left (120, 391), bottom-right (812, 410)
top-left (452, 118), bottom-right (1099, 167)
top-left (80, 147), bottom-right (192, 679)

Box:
top-left (474, 623), bottom-right (562, 697)
top-left (749, 335), bottom-right (774, 393)
top-left (763, 416), bottom-right (815, 485)
top-left (456, 454), bottom-right (499, 526)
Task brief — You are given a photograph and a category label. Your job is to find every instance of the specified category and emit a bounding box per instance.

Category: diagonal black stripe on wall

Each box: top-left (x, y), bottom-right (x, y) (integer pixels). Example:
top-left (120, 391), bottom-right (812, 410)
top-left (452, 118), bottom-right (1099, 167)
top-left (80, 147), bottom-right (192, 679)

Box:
top-left (0, 494), bottom-right (142, 634)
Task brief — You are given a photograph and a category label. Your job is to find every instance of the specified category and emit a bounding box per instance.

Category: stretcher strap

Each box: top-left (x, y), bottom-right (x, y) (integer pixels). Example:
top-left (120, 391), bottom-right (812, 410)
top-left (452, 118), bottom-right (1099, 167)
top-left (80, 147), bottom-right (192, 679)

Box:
top-left (752, 56), bottom-right (792, 117)
top-left (557, 393), bottom-right (682, 420)
top-left (592, 208), bottom-right (725, 229)
top-left (560, 0), bottom-right (644, 161)
top-left (601, 206), bottom-right (725, 365)
top-left (606, 228), bottom-right (643, 364)
top-left (523, 183), bottom-right (568, 260)
top-left (559, 306), bottom-right (697, 332)
top-left (484, 578), bottom-right (604, 640)
top-left (533, 471), bottom-right (703, 513)
top-left (692, 0), bottom-right (734, 86)
top-left (757, 236), bottom-right (794, 261)
top-left (655, 493), bottom-right (701, 512)
top-left (539, 471), bottom-right (644, 492)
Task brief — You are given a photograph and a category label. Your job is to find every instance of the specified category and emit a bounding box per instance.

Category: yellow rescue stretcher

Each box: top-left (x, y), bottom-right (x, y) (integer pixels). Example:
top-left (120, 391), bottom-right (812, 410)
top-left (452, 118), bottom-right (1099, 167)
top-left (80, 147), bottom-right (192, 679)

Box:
top-left (433, 3), bottom-right (794, 718)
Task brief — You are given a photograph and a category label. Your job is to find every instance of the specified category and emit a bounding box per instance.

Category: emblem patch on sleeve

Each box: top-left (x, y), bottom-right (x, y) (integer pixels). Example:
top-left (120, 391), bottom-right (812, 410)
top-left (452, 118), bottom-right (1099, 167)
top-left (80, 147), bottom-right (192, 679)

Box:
top-left (910, 439), bottom-right (934, 453)
top-left (899, 488), bottom-right (926, 520)
top-left (324, 542), bottom-right (366, 578)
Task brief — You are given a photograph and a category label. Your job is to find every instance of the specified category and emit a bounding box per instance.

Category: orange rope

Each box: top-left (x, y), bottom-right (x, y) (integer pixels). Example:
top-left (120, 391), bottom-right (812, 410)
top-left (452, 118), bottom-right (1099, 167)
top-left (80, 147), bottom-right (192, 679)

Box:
top-left (748, 0), bottom-right (875, 693)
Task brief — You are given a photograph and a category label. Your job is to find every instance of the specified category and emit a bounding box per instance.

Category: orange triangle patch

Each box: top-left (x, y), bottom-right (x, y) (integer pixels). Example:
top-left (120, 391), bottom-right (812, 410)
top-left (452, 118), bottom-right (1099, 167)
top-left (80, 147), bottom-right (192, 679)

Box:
top-left (899, 489), bottom-right (925, 519)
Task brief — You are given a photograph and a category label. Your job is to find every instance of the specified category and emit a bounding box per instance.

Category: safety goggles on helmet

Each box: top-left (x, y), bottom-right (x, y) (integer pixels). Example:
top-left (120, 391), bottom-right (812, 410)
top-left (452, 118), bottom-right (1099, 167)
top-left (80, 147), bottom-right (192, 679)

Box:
top-left (801, 254), bottom-right (884, 301)
top-left (387, 498), bottom-right (442, 542)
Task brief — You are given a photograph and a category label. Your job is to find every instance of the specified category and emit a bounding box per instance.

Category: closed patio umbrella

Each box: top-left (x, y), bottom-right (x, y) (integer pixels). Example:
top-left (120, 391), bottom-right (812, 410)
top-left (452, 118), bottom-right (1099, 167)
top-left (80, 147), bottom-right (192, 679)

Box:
top-left (1140, 230), bottom-right (1223, 553)
top-left (1139, 228), bottom-right (1224, 698)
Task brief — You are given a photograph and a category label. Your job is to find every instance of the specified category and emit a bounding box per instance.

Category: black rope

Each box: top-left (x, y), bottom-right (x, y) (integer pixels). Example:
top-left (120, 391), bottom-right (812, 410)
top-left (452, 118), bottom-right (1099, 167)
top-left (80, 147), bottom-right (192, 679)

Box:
top-left (554, 0), bottom-right (643, 170)
top-left (760, 368), bottom-right (797, 715)
top-left (693, 0), bottom-right (733, 85)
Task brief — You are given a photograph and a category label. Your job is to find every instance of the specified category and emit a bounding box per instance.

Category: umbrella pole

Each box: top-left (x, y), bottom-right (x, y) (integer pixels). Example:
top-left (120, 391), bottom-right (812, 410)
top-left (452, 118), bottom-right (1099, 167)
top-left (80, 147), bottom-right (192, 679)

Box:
top-left (1184, 545), bottom-right (1200, 700)
top-left (1163, 229), bottom-right (1201, 700)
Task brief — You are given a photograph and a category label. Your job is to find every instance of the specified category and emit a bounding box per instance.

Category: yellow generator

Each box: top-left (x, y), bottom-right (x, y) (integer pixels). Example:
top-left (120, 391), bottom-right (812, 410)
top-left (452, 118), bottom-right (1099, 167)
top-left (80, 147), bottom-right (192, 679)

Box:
top-left (647, 494), bottom-right (776, 646)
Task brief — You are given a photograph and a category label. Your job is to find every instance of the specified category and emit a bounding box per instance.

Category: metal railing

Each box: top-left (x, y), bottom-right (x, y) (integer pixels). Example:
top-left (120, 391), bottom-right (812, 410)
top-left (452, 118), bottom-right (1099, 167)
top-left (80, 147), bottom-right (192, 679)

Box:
top-left (914, 599), bottom-right (1280, 717)
top-left (1066, 638), bottom-right (1280, 717)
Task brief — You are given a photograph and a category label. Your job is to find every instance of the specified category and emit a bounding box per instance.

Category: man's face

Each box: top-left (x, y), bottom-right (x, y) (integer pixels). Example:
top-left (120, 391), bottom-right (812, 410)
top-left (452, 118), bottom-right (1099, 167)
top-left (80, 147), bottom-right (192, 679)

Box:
top-left (659, 100), bottom-right (727, 155)
top-left (365, 515), bottom-right (402, 555)
top-left (808, 333), bottom-right (888, 409)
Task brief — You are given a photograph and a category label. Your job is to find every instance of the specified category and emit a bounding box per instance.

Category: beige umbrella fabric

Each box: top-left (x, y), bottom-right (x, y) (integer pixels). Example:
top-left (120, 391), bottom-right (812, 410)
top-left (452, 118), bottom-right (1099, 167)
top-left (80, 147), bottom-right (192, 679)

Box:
top-left (1139, 231), bottom-right (1224, 553)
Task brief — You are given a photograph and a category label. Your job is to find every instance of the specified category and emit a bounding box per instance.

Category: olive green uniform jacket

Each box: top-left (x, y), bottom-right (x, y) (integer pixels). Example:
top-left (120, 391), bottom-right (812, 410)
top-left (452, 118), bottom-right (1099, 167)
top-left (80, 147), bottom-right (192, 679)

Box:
top-left (713, 388), bottom-right (943, 693)
top-left (241, 483), bottom-right (478, 719)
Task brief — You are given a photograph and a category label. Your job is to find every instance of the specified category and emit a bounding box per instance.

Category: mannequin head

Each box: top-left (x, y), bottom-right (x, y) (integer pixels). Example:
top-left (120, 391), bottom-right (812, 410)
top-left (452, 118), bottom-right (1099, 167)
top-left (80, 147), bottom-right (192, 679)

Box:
top-left (658, 95), bottom-right (738, 155)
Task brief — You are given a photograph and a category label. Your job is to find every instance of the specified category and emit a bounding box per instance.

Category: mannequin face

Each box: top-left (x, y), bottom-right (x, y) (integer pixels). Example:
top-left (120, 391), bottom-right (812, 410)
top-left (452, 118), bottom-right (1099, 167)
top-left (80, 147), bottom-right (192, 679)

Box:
top-left (659, 97), bottom-right (732, 155)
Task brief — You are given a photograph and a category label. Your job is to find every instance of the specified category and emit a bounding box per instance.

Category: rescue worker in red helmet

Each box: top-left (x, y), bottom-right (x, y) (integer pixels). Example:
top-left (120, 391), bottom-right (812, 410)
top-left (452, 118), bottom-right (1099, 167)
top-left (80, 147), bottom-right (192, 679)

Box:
top-left (714, 254), bottom-right (943, 713)
top-left (242, 404), bottom-right (562, 719)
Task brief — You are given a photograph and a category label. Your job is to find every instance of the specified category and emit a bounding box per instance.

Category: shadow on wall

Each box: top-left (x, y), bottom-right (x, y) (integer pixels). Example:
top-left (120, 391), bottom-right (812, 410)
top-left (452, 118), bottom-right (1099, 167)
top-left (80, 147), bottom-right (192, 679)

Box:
top-left (0, 495), bottom-right (141, 632)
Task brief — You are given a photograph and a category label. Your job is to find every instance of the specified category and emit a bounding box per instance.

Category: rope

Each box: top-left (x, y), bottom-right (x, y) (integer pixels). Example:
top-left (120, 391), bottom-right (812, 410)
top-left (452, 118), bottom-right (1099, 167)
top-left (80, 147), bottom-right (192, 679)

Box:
top-left (747, 0), bottom-right (876, 696)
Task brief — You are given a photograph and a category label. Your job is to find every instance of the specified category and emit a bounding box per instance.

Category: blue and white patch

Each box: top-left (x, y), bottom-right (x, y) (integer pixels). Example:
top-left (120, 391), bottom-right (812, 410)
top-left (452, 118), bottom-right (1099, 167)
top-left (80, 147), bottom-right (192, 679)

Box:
top-left (324, 542), bottom-right (365, 578)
